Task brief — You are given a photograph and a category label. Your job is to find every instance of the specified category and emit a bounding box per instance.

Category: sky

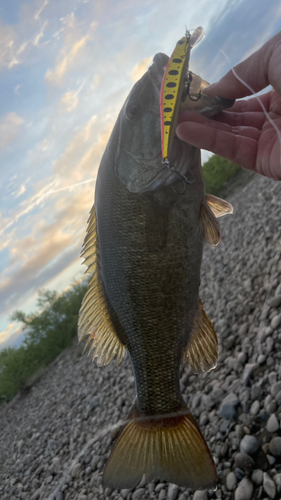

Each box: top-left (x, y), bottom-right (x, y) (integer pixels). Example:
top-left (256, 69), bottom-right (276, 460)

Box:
top-left (0, 0), bottom-right (281, 349)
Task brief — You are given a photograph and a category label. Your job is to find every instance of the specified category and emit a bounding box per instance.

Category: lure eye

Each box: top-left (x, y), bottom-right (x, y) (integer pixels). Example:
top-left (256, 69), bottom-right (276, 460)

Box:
top-left (126, 102), bottom-right (140, 120)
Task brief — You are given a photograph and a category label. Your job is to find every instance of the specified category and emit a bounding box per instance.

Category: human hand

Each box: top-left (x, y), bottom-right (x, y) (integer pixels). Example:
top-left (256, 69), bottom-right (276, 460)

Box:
top-left (177, 31), bottom-right (281, 181)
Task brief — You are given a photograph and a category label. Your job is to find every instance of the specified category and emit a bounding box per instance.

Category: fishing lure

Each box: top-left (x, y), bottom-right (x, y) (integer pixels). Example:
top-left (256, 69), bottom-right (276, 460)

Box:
top-left (160, 27), bottom-right (204, 163)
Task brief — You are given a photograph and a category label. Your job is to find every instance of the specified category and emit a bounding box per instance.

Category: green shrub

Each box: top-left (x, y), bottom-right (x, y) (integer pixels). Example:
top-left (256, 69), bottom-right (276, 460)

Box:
top-left (0, 279), bottom-right (89, 403)
top-left (203, 154), bottom-right (241, 195)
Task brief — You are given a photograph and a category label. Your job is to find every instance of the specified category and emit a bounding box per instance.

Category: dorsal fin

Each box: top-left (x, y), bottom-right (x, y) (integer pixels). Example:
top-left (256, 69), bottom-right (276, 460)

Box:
top-left (205, 194), bottom-right (233, 218)
top-left (182, 299), bottom-right (218, 373)
top-left (78, 205), bottom-right (125, 366)
top-left (199, 202), bottom-right (221, 246)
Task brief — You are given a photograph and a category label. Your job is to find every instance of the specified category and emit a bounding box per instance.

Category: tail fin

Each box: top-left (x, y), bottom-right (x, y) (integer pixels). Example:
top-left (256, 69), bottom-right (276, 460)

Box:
top-left (103, 404), bottom-right (217, 490)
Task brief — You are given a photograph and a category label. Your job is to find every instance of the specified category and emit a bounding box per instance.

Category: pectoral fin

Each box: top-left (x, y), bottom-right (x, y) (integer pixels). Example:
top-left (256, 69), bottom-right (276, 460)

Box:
top-left (200, 202), bottom-right (221, 246)
top-left (78, 205), bottom-right (125, 366)
top-left (182, 300), bottom-right (218, 373)
top-left (205, 194), bottom-right (233, 218)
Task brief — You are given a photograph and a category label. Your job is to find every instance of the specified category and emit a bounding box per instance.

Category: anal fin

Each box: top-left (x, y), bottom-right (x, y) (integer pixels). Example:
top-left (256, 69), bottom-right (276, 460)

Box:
top-left (200, 202), bottom-right (221, 246)
top-left (182, 299), bottom-right (218, 373)
top-left (205, 194), bottom-right (233, 218)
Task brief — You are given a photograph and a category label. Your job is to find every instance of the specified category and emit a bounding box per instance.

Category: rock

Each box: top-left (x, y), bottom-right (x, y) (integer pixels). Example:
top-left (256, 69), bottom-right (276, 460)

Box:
top-left (269, 436), bottom-right (281, 457)
top-left (31, 489), bottom-right (41, 500)
top-left (199, 413), bottom-right (209, 426)
top-left (250, 401), bottom-right (260, 415)
top-left (263, 472), bottom-right (276, 498)
top-left (240, 435), bottom-right (260, 455)
top-left (242, 364), bottom-right (259, 386)
top-left (167, 483), bottom-right (179, 500)
top-left (274, 473), bottom-right (281, 493)
top-left (121, 489), bottom-right (131, 498)
top-left (235, 452), bottom-right (255, 472)
top-left (234, 477), bottom-right (253, 500)
top-left (252, 469), bottom-right (263, 485)
top-left (225, 335), bottom-right (235, 349)
top-left (159, 490), bottom-right (167, 500)
top-left (266, 414), bottom-right (279, 432)
top-left (155, 483), bottom-right (166, 492)
top-left (238, 323), bottom-right (248, 336)
top-left (271, 314), bottom-right (281, 329)
top-left (271, 382), bottom-right (281, 398)
top-left (71, 462), bottom-right (81, 478)
top-left (132, 488), bottom-right (145, 500)
top-left (55, 493), bottom-right (64, 500)
top-left (51, 456), bottom-right (60, 474)
top-left (219, 392), bottom-right (240, 420)
top-left (226, 471), bottom-right (237, 491)
top-left (17, 440), bottom-right (24, 453)
top-left (193, 491), bottom-right (208, 500)
top-left (269, 295), bottom-right (281, 308)
top-left (258, 354), bottom-right (266, 364)
top-left (235, 467), bottom-right (245, 481)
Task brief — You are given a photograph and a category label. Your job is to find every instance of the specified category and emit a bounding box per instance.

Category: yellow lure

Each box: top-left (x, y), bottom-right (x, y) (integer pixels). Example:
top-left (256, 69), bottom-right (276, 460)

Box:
top-left (160, 27), bottom-right (204, 162)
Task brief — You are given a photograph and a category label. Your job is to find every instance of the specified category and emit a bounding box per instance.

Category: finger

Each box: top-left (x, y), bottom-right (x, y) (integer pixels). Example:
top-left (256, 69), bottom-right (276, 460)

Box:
top-left (228, 92), bottom-right (271, 113)
top-left (214, 110), bottom-right (266, 129)
top-left (178, 109), bottom-right (264, 132)
top-left (203, 32), bottom-right (281, 99)
top-left (176, 121), bottom-right (258, 171)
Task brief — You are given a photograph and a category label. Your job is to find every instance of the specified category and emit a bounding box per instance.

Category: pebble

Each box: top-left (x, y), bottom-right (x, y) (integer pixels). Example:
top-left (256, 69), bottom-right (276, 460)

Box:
top-left (219, 393), bottom-right (240, 420)
top-left (193, 491), bottom-right (208, 500)
top-left (121, 489), bottom-right (131, 498)
top-left (271, 314), bottom-right (281, 329)
top-left (269, 436), bottom-right (281, 457)
top-left (235, 452), bottom-right (255, 472)
top-left (269, 295), bottom-right (281, 308)
top-left (159, 490), bottom-right (167, 500)
top-left (71, 462), bottom-right (81, 478)
top-left (240, 435), bottom-right (260, 455)
top-left (266, 413), bottom-right (279, 432)
top-left (271, 382), bottom-right (281, 398)
top-left (274, 473), bottom-right (281, 493)
top-left (234, 477), bottom-right (253, 500)
top-left (226, 471), bottom-right (237, 491)
top-left (263, 472), bottom-right (276, 498)
top-left (132, 488), bottom-right (145, 500)
top-left (252, 469), bottom-right (263, 485)
top-left (167, 484), bottom-right (179, 500)
top-left (250, 400), bottom-right (260, 415)
top-left (242, 364), bottom-right (259, 386)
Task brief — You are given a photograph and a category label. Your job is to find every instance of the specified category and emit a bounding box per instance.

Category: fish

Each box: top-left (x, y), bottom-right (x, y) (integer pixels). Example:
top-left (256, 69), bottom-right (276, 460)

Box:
top-left (78, 33), bottom-right (234, 490)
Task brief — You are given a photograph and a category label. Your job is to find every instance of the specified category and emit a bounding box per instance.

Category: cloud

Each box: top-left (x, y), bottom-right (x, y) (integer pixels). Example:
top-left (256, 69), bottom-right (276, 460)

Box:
top-left (60, 90), bottom-right (79, 112)
top-left (34, 20), bottom-right (48, 46)
top-left (131, 57), bottom-right (153, 82)
top-left (0, 112), bottom-right (25, 149)
top-left (34, 0), bottom-right (49, 21)
top-left (15, 185), bottom-right (26, 199)
top-left (45, 35), bottom-right (90, 86)
top-left (0, 183), bottom-right (95, 317)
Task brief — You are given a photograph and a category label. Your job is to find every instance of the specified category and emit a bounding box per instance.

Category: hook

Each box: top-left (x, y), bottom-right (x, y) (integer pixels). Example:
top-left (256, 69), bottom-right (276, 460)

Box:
top-left (163, 159), bottom-right (196, 195)
top-left (182, 72), bottom-right (202, 102)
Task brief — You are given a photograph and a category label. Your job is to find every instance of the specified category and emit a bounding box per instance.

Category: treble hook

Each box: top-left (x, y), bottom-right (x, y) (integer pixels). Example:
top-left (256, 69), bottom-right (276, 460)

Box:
top-left (182, 72), bottom-right (202, 102)
top-left (162, 158), bottom-right (196, 195)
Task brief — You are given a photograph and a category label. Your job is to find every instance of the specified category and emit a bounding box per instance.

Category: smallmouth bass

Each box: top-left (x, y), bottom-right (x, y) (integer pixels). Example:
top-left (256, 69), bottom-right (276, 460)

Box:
top-left (78, 33), bottom-right (234, 490)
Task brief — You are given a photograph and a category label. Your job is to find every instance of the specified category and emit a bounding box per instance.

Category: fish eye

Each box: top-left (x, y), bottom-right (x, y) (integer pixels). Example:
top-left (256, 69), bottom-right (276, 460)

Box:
top-left (126, 102), bottom-right (140, 120)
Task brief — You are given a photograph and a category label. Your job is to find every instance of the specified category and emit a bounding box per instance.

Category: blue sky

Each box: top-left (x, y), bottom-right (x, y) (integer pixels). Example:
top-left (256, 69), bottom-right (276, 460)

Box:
top-left (0, 0), bottom-right (281, 349)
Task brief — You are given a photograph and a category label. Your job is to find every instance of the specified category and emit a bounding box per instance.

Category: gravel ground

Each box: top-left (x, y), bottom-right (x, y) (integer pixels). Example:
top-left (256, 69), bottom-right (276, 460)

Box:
top-left (1, 171), bottom-right (281, 500)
